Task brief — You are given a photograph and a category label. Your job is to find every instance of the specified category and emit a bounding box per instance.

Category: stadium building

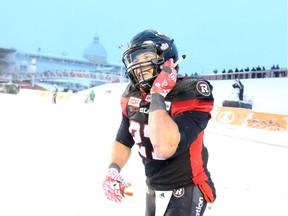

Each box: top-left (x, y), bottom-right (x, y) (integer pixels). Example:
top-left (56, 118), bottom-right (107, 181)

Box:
top-left (0, 35), bottom-right (123, 93)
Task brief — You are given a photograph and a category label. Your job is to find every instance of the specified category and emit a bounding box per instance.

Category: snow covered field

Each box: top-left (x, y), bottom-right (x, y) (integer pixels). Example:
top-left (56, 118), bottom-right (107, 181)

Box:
top-left (0, 78), bottom-right (287, 216)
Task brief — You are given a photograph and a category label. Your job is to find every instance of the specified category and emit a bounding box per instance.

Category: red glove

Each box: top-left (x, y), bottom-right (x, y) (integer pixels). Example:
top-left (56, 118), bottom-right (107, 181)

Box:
top-left (102, 168), bottom-right (133, 203)
top-left (150, 58), bottom-right (177, 97)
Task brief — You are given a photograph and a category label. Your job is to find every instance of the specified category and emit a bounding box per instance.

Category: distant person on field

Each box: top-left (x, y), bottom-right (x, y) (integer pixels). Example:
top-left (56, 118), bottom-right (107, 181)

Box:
top-left (52, 84), bottom-right (58, 104)
top-left (232, 79), bottom-right (244, 101)
top-left (89, 90), bottom-right (95, 103)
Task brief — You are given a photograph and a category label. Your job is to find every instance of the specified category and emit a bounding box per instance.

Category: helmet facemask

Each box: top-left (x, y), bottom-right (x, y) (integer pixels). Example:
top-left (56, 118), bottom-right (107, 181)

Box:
top-left (123, 44), bottom-right (169, 93)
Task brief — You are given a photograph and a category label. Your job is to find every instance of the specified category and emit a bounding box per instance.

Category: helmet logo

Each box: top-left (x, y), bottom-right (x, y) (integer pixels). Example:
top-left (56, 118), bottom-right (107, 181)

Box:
top-left (155, 31), bottom-right (166, 37)
top-left (160, 43), bottom-right (169, 51)
top-left (142, 40), bottom-right (154, 45)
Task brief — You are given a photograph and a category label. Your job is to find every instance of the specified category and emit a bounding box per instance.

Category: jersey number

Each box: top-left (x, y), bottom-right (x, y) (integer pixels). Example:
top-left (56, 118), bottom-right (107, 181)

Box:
top-left (129, 120), bottom-right (164, 160)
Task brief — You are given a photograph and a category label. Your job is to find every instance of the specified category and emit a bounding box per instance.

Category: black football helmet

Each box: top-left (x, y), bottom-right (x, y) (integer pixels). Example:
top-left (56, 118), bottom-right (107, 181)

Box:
top-left (122, 29), bottom-right (178, 93)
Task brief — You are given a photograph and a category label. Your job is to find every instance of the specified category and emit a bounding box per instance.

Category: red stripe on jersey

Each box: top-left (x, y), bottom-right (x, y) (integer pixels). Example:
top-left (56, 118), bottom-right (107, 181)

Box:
top-left (189, 131), bottom-right (209, 184)
top-left (171, 99), bottom-right (214, 117)
top-left (120, 97), bottom-right (129, 118)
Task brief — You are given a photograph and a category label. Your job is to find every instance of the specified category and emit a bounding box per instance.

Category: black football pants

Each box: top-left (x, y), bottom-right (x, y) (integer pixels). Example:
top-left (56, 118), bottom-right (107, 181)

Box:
top-left (145, 184), bottom-right (207, 216)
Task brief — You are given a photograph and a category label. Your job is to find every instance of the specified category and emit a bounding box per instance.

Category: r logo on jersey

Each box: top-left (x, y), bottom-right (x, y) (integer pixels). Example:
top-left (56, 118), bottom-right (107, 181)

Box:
top-left (196, 81), bottom-right (211, 96)
top-left (128, 97), bottom-right (141, 107)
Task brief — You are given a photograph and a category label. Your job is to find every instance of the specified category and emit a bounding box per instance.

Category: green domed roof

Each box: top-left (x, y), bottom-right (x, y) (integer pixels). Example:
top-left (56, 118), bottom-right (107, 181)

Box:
top-left (83, 34), bottom-right (107, 64)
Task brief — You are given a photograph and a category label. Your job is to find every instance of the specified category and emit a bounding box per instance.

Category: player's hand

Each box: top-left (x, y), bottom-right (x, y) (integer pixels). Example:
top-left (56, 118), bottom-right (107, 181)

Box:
top-left (102, 168), bottom-right (133, 203)
top-left (150, 58), bottom-right (177, 97)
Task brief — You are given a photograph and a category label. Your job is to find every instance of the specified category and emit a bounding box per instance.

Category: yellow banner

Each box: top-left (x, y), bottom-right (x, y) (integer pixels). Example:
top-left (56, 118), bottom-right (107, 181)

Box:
top-left (212, 107), bottom-right (287, 131)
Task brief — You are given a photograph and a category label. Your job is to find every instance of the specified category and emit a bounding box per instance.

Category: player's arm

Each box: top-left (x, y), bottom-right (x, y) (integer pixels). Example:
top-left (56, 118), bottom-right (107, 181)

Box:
top-left (103, 141), bottom-right (133, 203)
top-left (148, 58), bottom-right (180, 159)
top-left (110, 112), bottom-right (135, 169)
top-left (102, 113), bottom-right (134, 203)
top-left (108, 140), bottom-right (131, 171)
top-left (149, 100), bottom-right (180, 159)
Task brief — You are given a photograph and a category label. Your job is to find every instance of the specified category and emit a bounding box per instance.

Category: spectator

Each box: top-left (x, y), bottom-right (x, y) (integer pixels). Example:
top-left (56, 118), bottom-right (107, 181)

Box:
top-left (238, 68), bottom-right (244, 79)
top-left (222, 69), bottom-right (226, 79)
top-left (251, 67), bottom-right (256, 78)
top-left (52, 84), bottom-right (58, 104)
top-left (232, 79), bottom-right (244, 101)
top-left (244, 67), bottom-right (249, 78)
top-left (271, 65), bottom-right (280, 77)
top-left (89, 90), bottom-right (95, 103)
top-left (227, 69), bottom-right (233, 80)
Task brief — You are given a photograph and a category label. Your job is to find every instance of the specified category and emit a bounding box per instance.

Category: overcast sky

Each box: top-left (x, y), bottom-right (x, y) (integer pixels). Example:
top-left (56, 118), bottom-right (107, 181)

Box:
top-left (0, 0), bottom-right (287, 75)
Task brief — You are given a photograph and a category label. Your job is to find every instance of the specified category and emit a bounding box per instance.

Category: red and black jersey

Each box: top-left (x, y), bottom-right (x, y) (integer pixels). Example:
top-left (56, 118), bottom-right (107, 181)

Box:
top-left (115, 77), bottom-right (214, 191)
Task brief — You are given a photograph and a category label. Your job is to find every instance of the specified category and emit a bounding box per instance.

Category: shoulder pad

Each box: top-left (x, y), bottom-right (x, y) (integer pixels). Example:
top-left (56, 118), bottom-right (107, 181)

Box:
top-left (167, 77), bottom-right (213, 100)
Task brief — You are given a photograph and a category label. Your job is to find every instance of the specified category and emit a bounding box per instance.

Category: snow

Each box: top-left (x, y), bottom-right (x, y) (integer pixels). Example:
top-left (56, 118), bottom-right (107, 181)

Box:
top-left (0, 78), bottom-right (287, 216)
top-left (209, 77), bottom-right (288, 115)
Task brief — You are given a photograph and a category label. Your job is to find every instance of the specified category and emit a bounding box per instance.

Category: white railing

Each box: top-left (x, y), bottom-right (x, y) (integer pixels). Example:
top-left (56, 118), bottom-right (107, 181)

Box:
top-left (7, 70), bottom-right (121, 83)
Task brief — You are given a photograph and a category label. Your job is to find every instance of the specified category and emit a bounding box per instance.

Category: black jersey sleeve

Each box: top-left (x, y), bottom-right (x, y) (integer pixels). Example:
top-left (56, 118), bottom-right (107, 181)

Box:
top-left (115, 113), bottom-right (135, 148)
top-left (172, 111), bottom-right (210, 157)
